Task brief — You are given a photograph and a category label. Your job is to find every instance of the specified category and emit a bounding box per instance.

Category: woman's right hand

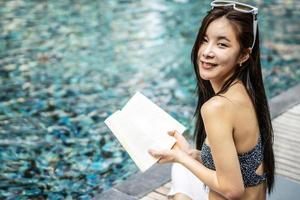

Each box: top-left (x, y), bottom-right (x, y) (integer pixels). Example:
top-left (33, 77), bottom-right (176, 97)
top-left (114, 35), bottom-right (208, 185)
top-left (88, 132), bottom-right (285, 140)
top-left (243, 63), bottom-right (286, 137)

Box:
top-left (168, 130), bottom-right (202, 163)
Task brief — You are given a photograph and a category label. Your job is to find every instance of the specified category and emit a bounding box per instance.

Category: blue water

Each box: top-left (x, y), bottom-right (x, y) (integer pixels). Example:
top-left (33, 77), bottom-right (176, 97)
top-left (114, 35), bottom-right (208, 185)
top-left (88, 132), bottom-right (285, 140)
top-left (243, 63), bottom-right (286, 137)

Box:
top-left (0, 0), bottom-right (299, 199)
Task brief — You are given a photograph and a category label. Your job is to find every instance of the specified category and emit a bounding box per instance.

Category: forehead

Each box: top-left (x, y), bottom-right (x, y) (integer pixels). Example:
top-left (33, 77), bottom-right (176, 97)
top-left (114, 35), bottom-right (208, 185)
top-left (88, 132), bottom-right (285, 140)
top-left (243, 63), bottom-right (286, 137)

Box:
top-left (205, 17), bottom-right (238, 41)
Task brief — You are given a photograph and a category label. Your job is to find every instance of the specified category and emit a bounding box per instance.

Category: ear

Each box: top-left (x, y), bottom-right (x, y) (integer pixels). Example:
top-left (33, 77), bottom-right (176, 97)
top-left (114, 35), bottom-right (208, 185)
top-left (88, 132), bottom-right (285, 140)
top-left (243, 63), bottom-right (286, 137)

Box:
top-left (238, 48), bottom-right (251, 66)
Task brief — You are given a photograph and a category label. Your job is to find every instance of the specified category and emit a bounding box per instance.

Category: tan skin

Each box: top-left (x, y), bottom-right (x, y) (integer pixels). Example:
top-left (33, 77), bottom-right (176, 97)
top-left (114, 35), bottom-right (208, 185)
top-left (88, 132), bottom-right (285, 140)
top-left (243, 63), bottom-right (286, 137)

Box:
top-left (148, 17), bottom-right (266, 200)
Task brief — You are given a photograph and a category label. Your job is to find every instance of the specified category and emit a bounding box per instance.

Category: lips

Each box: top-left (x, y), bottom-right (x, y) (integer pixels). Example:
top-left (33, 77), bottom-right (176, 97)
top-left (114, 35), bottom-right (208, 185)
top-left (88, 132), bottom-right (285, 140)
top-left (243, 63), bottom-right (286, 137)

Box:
top-left (201, 61), bottom-right (218, 69)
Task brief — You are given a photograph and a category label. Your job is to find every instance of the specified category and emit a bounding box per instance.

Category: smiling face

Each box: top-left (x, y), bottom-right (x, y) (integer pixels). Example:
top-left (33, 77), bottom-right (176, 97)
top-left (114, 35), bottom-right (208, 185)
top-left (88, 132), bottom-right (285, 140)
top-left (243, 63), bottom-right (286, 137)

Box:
top-left (197, 16), bottom-right (242, 82)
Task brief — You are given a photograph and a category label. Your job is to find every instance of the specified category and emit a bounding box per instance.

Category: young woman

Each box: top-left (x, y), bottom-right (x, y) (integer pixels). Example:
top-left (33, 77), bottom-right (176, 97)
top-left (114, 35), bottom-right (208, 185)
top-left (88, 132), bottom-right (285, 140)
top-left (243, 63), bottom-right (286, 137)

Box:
top-left (148, 1), bottom-right (275, 199)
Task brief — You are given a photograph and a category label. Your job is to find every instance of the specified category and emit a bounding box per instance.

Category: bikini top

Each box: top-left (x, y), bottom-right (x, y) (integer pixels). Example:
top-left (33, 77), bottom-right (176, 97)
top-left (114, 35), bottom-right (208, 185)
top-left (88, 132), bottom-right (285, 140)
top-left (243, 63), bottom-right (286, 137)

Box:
top-left (200, 134), bottom-right (267, 187)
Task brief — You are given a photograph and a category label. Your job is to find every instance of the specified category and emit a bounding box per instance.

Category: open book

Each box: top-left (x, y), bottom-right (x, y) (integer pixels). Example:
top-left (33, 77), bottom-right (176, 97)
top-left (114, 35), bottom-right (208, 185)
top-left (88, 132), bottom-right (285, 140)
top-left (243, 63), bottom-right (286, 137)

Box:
top-left (104, 91), bottom-right (186, 172)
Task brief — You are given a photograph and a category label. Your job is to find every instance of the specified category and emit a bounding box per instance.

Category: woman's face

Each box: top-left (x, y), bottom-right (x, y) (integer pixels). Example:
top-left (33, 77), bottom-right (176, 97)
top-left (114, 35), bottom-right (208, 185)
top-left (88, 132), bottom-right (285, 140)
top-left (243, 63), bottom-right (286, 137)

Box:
top-left (197, 17), bottom-right (242, 81)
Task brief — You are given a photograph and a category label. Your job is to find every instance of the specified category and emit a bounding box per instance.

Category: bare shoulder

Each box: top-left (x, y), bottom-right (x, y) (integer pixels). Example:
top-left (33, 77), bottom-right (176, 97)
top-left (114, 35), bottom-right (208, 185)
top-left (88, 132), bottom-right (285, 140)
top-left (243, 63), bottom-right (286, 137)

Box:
top-left (201, 95), bottom-right (233, 118)
top-left (201, 96), bottom-right (235, 143)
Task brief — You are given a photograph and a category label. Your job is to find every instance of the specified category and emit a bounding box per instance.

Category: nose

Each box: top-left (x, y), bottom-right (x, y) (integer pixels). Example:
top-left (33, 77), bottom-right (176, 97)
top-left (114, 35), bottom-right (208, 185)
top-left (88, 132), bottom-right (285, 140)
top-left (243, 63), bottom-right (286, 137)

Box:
top-left (202, 45), bottom-right (215, 58)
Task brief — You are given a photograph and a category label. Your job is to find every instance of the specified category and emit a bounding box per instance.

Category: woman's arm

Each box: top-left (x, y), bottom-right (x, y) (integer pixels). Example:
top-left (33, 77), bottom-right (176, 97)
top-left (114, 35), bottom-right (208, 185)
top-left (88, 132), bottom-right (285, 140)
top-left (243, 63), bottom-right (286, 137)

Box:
top-left (179, 97), bottom-right (245, 199)
top-left (148, 97), bottom-right (244, 199)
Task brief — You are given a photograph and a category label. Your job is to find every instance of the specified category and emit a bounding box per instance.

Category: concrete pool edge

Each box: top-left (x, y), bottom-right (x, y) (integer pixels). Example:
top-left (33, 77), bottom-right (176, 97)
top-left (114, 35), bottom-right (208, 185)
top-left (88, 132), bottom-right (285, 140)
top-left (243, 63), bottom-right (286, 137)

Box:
top-left (269, 83), bottom-right (300, 119)
top-left (95, 82), bottom-right (300, 200)
top-left (95, 164), bottom-right (172, 200)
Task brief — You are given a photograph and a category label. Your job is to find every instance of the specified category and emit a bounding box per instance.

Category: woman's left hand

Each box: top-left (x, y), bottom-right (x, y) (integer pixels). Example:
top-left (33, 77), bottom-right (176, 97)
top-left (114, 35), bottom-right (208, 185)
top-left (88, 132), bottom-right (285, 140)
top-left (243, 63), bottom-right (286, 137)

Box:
top-left (148, 142), bottom-right (188, 164)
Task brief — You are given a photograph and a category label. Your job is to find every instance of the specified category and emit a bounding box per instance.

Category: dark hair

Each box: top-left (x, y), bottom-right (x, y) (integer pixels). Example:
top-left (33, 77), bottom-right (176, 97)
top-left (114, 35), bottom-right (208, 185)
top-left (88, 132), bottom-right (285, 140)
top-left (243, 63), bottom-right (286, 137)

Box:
top-left (191, 7), bottom-right (275, 194)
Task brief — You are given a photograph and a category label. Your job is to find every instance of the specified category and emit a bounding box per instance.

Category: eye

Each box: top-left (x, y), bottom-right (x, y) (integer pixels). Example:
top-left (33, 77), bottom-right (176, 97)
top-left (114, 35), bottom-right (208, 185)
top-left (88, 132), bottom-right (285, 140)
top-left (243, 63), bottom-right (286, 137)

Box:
top-left (218, 43), bottom-right (228, 48)
top-left (202, 37), bottom-right (208, 43)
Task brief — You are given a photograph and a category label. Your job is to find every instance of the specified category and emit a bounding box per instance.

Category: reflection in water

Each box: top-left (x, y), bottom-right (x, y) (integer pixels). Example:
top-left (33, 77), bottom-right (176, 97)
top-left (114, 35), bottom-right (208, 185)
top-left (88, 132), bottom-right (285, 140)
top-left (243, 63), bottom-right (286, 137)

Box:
top-left (0, 0), bottom-right (299, 199)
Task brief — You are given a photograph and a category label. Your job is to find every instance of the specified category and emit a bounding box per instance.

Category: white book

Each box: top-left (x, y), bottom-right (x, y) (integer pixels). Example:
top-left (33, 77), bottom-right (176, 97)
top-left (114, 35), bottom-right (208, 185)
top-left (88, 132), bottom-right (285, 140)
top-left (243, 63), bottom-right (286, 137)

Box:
top-left (104, 91), bottom-right (186, 172)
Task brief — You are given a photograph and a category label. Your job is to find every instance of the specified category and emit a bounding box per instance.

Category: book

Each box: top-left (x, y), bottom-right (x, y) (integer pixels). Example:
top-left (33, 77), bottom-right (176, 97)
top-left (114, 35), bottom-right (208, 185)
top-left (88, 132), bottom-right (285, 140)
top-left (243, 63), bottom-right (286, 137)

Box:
top-left (104, 91), bottom-right (186, 172)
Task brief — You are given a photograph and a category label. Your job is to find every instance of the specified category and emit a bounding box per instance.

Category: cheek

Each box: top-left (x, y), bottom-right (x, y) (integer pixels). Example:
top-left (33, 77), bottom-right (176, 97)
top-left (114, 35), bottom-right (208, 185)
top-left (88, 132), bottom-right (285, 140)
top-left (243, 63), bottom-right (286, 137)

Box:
top-left (197, 47), bottom-right (201, 58)
top-left (219, 50), bottom-right (239, 66)
top-left (198, 45), bottom-right (204, 54)
top-left (220, 56), bottom-right (234, 66)
top-left (197, 46), bottom-right (204, 63)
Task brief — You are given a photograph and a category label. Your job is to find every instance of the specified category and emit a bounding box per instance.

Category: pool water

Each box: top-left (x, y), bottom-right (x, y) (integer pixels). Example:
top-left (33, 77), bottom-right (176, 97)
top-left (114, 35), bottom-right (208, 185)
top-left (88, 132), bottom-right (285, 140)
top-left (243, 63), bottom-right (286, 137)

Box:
top-left (0, 0), bottom-right (299, 199)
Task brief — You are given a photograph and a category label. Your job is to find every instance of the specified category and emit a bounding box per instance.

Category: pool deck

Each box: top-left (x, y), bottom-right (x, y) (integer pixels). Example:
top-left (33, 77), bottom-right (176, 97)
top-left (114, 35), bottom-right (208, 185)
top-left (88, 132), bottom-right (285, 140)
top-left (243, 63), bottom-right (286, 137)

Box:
top-left (95, 83), bottom-right (300, 200)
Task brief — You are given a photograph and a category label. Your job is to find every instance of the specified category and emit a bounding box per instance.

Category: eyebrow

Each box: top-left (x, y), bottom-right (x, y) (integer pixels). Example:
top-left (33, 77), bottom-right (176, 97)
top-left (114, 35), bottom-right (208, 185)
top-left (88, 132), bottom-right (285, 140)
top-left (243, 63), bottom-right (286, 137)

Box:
top-left (204, 34), bottom-right (231, 42)
top-left (217, 36), bottom-right (231, 42)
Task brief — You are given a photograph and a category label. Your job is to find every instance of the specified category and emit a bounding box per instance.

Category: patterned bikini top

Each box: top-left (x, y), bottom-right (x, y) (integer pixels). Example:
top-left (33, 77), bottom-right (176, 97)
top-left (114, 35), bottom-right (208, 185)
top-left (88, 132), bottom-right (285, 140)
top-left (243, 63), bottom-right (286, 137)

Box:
top-left (201, 134), bottom-right (267, 187)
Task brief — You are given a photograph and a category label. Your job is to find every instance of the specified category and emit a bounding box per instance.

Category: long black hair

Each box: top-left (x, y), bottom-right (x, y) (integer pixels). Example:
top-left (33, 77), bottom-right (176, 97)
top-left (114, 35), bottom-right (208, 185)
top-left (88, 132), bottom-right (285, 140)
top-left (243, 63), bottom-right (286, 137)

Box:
top-left (191, 6), bottom-right (275, 194)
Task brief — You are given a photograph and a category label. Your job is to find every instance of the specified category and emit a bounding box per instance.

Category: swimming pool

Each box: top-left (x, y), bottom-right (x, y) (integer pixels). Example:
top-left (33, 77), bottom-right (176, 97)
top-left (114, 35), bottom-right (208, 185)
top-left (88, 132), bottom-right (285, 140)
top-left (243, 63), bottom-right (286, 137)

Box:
top-left (0, 0), bottom-right (299, 199)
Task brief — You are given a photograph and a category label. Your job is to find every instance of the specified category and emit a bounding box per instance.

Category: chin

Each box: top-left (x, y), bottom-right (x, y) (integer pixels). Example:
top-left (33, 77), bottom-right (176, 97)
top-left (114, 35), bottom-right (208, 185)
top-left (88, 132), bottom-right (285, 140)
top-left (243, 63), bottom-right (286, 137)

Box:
top-left (200, 74), bottom-right (212, 80)
top-left (199, 70), bottom-right (213, 80)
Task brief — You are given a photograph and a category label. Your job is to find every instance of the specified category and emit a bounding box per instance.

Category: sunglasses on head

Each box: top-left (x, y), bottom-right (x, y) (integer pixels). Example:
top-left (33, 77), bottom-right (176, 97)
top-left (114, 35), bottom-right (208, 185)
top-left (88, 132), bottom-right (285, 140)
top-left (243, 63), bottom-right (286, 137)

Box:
top-left (210, 0), bottom-right (258, 50)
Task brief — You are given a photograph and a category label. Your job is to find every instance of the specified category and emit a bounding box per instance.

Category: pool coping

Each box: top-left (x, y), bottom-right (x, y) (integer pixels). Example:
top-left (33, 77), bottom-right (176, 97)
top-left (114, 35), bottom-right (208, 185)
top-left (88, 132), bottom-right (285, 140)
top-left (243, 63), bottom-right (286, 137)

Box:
top-left (95, 83), bottom-right (300, 200)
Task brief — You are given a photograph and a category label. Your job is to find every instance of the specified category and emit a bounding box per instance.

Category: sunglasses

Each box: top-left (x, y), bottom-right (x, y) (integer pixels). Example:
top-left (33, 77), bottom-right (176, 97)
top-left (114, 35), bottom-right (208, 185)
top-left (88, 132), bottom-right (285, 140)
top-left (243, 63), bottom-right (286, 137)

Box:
top-left (210, 0), bottom-right (258, 50)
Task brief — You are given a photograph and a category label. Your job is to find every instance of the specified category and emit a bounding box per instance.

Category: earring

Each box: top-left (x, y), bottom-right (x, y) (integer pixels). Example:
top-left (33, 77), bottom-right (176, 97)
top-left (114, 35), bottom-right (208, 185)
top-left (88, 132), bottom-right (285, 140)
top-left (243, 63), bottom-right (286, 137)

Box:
top-left (239, 63), bottom-right (242, 67)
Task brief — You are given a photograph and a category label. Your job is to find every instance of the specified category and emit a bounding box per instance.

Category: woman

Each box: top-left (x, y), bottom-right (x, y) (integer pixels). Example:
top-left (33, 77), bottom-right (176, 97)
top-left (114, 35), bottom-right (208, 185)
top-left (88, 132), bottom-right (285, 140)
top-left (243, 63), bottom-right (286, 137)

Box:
top-left (148, 1), bottom-right (275, 199)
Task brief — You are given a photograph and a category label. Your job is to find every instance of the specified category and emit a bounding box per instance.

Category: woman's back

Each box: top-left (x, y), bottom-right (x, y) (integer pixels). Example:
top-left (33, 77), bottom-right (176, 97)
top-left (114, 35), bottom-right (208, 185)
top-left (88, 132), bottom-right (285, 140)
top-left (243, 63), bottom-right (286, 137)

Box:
top-left (203, 81), bottom-right (267, 199)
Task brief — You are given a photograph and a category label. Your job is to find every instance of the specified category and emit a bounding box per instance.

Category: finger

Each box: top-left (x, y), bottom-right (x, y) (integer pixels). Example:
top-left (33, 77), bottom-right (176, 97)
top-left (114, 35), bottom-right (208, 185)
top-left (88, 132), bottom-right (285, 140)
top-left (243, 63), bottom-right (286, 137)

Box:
top-left (148, 149), bottom-right (157, 156)
top-left (153, 149), bottom-right (172, 159)
top-left (168, 130), bottom-right (177, 136)
top-left (168, 130), bottom-right (179, 137)
top-left (158, 157), bottom-right (172, 164)
top-left (148, 149), bottom-right (164, 158)
top-left (168, 130), bottom-right (186, 144)
top-left (158, 159), bottom-right (166, 164)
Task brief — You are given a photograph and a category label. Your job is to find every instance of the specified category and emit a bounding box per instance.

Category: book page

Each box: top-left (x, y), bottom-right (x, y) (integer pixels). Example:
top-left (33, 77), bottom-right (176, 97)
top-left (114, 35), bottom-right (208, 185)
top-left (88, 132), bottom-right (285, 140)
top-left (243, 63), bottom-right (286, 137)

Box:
top-left (121, 92), bottom-right (186, 149)
top-left (104, 110), bottom-right (160, 172)
top-left (104, 91), bottom-right (186, 172)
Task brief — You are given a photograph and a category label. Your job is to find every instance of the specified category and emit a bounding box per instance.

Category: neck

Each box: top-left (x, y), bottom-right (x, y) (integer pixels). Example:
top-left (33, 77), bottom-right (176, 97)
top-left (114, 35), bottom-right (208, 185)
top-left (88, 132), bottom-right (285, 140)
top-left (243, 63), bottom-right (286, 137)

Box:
top-left (210, 79), bottom-right (224, 94)
top-left (210, 70), bottom-right (238, 93)
top-left (210, 77), bottom-right (240, 94)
